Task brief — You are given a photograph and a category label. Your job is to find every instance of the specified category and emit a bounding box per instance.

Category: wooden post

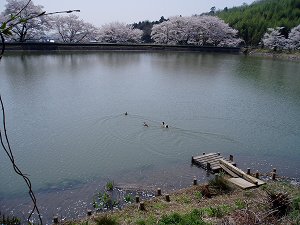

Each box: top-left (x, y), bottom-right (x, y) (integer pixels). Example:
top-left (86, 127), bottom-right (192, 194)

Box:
top-left (229, 155), bottom-right (233, 161)
top-left (255, 171), bottom-right (259, 179)
top-left (157, 188), bottom-right (162, 196)
top-left (206, 162), bottom-right (211, 171)
top-left (139, 201), bottom-right (145, 211)
top-left (165, 194), bottom-right (170, 202)
top-left (191, 156), bottom-right (194, 163)
top-left (273, 168), bottom-right (277, 173)
top-left (193, 176), bottom-right (197, 185)
top-left (135, 195), bottom-right (140, 203)
top-left (247, 168), bottom-right (251, 175)
top-left (203, 152), bottom-right (206, 155)
top-left (272, 172), bottom-right (276, 180)
top-left (53, 216), bottom-right (59, 224)
top-left (87, 209), bottom-right (92, 216)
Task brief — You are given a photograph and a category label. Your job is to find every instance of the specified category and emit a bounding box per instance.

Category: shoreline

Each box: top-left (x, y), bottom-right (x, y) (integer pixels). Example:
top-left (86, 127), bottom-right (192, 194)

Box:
top-left (3, 42), bottom-right (240, 53)
top-left (247, 49), bottom-right (300, 62)
top-left (62, 178), bottom-right (300, 225)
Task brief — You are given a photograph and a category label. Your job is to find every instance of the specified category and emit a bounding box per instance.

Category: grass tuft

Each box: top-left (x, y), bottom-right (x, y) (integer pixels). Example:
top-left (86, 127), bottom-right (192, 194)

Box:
top-left (106, 181), bottom-right (114, 191)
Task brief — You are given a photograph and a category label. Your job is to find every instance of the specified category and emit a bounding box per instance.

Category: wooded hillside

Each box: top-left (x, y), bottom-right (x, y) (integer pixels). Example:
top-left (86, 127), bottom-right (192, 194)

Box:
top-left (217, 0), bottom-right (300, 46)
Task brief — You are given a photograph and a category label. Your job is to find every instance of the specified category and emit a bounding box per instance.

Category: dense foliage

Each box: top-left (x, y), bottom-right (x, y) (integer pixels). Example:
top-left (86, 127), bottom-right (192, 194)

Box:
top-left (217, 0), bottom-right (300, 46)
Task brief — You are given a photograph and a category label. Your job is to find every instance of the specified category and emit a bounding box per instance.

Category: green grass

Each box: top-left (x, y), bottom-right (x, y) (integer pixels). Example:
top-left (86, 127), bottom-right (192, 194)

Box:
top-left (135, 216), bottom-right (157, 225)
top-left (174, 194), bottom-right (192, 204)
top-left (106, 181), bottom-right (114, 191)
top-left (153, 202), bottom-right (167, 210)
top-left (202, 205), bottom-right (231, 218)
top-left (158, 209), bottom-right (209, 225)
top-left (124, 194), bottom-right (133, 203)
top-left (195, 191), bottom-right (203, 200)
top-left (235, 199), bottom-right (246, 209)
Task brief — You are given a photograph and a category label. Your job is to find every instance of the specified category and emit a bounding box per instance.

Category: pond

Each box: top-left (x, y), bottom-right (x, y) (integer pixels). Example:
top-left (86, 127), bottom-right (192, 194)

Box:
top-left (0, 51), bottom-right (299, 223)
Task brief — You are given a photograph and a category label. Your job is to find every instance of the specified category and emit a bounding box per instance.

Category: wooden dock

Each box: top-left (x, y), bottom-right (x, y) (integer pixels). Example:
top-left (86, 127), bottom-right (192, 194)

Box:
top-left (192, 152), bottom-right (265, 189)
top-left (191, 152), bottom-right (236, 172)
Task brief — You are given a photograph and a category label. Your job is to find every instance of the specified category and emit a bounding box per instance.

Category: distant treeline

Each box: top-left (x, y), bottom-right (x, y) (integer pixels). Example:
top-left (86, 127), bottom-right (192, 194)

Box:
top-left (216, 0), bottom-right (300, 46)
top-left (132, 16), bottom-right (167, 43)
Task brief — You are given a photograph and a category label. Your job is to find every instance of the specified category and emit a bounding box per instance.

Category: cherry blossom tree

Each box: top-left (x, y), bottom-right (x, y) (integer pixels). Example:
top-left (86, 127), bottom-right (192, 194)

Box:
top-left (261, 27), bottom-right (287, 51)
top-left (98, 22), bottom-right (142, 43)
top-left (1, 0), bottom-right (50, 42)
top-left (288, 24), bottom-right (300, 50)
top-left (151, 15), bottom-right (242, 47)
top-left (50, 14), bottom-right (98, 43)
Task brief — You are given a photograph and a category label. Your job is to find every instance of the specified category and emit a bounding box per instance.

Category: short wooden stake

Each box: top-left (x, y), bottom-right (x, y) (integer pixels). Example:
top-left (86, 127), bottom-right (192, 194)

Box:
top-left (229, 155), bottom-right (234, 161)
top-left (203, 152), bottom-right (206, 155)
top-left (247, 168), bottom-right (251, 175)
top-left (157, 188), bottom-right (162, 196)
top-left (206, 162), bottom-right (211, 171)
top-left (139, 201), bottom-right (145, 211)
top-left (87, 209), bottom-right (92, 216)
top-left (165, 194), bottom-right (170, 202)
top-left (191, 156), bottom-right (194, 163)
top-left (53, 216), bottom-right (59, 224)
top-left (135, 195), bottom-right (140, 203)
top-left (272, 172), bottom-right (276, 180)
top-left (273, 168), bottom-right (277, 173)
top-left (255, 171), bottom-right (260, 178)
top-left (193, 177), bottom-right (197, 185)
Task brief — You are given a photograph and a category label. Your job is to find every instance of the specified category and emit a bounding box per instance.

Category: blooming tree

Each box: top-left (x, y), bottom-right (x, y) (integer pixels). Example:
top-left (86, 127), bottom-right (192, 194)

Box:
top-left (261, 27), bottom-right (287, 51)
top-left (288, 24), bottom-right (300, 50)
top-left (50, 14), bottom-right (98, 43)
top-left (151, 15), bottom-right (242, 47)
top-left (1, 0), bottom-right (49, 42)
top-left (98, 22), bottom-right (142, 43)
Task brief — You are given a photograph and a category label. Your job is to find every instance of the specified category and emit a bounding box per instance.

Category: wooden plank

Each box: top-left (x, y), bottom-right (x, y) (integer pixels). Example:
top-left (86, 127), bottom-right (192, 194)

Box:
top-left (219, 164), bottom-right (239, 178)
top-left (196, 158), bottom-right (222, 164)
top-left (228, 178), bottom-right (257, 189)
top-left (196, 154), bottom-right (221, 161)
top-left (193, 153), bottom-right (217, 160)
top-left (219, 159), bottom-right (265, 186)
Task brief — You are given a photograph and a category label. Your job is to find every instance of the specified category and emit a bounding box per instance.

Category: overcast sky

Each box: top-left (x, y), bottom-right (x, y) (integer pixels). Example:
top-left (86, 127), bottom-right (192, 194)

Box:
top-left (0, 0), bottom-right (255, 26)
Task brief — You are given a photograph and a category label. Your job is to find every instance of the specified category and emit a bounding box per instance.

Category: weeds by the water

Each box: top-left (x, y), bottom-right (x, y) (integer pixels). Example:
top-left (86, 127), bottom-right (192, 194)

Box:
top-left (0, 212), bottom-right (21, 225)
top-left (93, 191), bottom-right (119, 210)
top-left (124, 194), bottom-right (133, 203)
top-left (106, 181), bottom-right (114, 191)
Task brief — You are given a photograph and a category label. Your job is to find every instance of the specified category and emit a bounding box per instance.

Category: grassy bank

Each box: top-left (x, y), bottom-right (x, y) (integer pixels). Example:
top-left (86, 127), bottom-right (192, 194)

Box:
top-left (63, 177), bottom-right (300, 225)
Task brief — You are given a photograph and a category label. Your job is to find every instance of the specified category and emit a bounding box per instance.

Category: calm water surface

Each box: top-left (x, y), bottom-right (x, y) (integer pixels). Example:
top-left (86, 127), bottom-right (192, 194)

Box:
top-left (0, 52), bottom-right (300, 223)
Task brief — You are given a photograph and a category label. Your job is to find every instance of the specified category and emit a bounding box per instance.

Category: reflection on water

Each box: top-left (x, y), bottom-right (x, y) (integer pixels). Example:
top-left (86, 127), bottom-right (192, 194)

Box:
top-left (0, 52), bottom-right (300, 223)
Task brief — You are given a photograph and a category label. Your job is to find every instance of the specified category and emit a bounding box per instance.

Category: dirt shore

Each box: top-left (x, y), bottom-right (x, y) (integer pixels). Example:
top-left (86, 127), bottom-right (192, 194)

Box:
top-left (63, 179), bottom-right (300, 225)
